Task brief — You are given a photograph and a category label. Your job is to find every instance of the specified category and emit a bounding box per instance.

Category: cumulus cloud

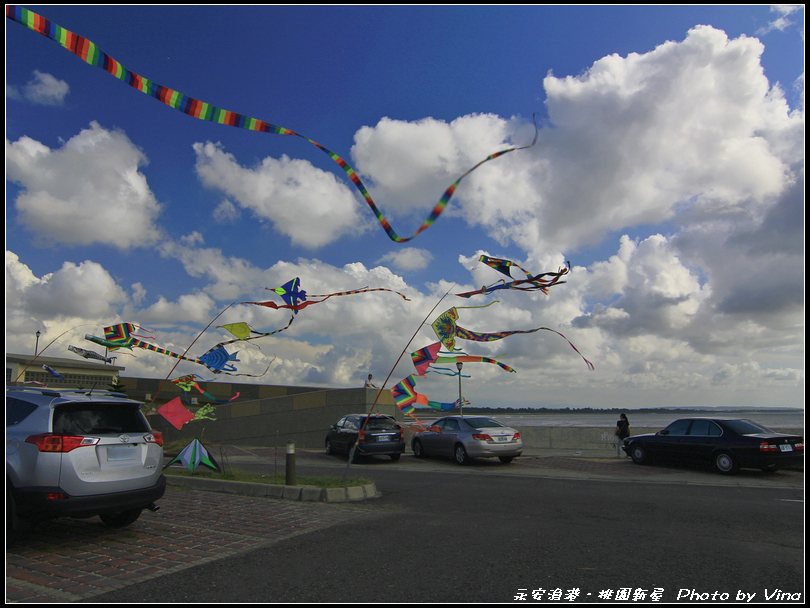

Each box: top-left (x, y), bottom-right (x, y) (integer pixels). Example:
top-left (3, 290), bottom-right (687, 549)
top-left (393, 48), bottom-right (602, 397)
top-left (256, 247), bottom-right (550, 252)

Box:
top-left (376, 247), bottom-right (434, 271)
top-left (6, 122), bottom-right (164, 249)
top-left (193, 141), bottom-right (372, 248)
top-left (7, 70), bottom-right (70, 105)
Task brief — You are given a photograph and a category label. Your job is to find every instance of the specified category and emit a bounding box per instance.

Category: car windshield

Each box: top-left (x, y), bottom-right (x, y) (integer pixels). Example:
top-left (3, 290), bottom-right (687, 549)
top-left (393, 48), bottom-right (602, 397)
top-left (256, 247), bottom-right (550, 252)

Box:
top-left (722, 419), bottom-right (776, 435)
top-left (364, 417), bottom-right (397, 430)
top-left (464, 418), bottom-right (505, 429)
top-left (53, 402), bottom-right (150, 435)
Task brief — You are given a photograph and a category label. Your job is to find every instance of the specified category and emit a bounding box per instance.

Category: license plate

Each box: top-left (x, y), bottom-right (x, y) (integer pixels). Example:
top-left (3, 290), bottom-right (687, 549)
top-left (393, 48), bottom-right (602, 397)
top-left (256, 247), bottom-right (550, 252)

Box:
top-left (107, 444), bottom-right (137, 461)
top-left (496, 436), bottom-right (510, 442)
top-left (376, 435), bottom-right (391, 442)
top-left (779, 444), bottom-right (793, 452)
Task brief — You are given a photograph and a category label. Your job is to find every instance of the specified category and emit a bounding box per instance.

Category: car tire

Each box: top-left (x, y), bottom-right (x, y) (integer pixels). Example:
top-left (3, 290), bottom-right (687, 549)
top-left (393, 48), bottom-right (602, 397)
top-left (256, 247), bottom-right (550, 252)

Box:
top-left (389, 453), bottom-right (401, 461)
top-left (412, 440), bottom-right (424, 458)
top-left (629, 443), bottom-right (647, 465)
top-left (99, 508), bottom-right (142, 528)
top-left (454, 444), bottom-right (470, 465)
top-left (760, 464), bottom-right (779, 473)
top-left (325, 439), bottom-right (334, 455)
top-left (498, 456), bottom-right (514, 464)
top-left (713, 451), bottom-right (740, 475)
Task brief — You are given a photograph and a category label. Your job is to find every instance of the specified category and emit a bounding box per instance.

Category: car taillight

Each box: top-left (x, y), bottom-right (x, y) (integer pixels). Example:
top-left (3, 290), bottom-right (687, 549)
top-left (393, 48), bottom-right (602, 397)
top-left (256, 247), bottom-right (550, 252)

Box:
top-left (145, 431), bottom-right (164, 447)
top-left (795, 442), bottom-right (804, 450)
top-left (759, 442), bottom-right (778, 452)
top-left (46, 492), bottom-right (69, 500)
top-left (358, 430), bottom-right (365, 443)
top-left (513, 432), bottom-right (521, 440)
top-left (472, 433), bottom-right (492, 441)
top-left (25, 433), bottom-right (99, 453)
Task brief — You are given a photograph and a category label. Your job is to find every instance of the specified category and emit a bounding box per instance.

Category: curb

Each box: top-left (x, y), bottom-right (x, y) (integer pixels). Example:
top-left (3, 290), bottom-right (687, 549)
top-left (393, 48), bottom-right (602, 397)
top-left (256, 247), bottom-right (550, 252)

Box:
top-left (165, 475), bottom-right (379, 502)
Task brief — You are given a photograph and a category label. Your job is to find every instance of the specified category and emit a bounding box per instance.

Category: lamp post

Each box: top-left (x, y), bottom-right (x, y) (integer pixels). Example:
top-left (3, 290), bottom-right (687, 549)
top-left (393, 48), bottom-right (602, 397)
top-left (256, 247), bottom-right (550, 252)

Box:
top-left (35, 330), bottom-right (41, 356)
top-left (456, 361), bottom-right (464, 417)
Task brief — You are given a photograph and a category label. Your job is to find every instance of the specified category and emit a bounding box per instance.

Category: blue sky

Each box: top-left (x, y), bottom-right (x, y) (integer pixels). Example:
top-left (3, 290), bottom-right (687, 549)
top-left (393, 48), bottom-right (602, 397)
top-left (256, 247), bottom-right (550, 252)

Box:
top-left (6, 5), bottom-right (804, 410)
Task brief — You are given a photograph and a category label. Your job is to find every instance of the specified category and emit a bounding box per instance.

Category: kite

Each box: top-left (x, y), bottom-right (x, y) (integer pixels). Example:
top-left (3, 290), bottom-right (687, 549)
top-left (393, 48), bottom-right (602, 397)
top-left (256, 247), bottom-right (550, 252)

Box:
top-left (163, 438), bottom-right (221, 472)
top-left (68, 344), bottom-right (115, 364)
top-left (157, 397), bottom-right (196, 430)
top-left (410, 342), bottom-right (516, 375)
top-left (42, 365), bottom-right (64, 380)
top-left (456, 257), bottom-right (570, 298)
top-left (171, 374), bottom-right (240, 404)
top-left (85, 323), bottom-right (267, 377)
top-left (390, 374), bottom-right (470, 414)
top-left (431, 306), bottom-right (594, 370)
top-left (6, 5), bottom-right (539, 243)
top-left (217, 318), bottom-right (294, 341)
top-left (243, 278), bottom-right (410, 312)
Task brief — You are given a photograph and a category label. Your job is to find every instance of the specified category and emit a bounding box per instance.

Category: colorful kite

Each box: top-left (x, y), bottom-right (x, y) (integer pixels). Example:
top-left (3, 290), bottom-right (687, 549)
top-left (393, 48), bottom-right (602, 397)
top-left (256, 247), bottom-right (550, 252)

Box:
top-left (42, 365), bottom-right (64, 380)
top-left (6, 5), bottom-right (539, 243)
top-left (410, 341), bottom-right (516, 375)
top-left (217, 318), bottom-right (294, 341)
top-left (68, 345), bottom-right (115, 364)
top-left (157, 397), bottom-right (196, 430)
top-left (243, 278), bottom-right (410, 312)
top-left (85, 323), bottom-right (266, 377)
top-left (163, 438), bottom-right (220, 472)
top-left (456, 257), bottom-right (570, 298)
top-left (390, 374), bottom-right (470, 414)
top-left (171, 374), bottom-right (240, 404)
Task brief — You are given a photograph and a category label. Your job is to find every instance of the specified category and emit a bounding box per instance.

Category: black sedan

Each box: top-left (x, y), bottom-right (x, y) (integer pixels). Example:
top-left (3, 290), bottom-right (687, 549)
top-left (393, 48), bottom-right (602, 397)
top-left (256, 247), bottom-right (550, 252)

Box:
top-left (325, 414), bottom-right (405, 461)
top-left (622, 418), bottom-right (804, 475)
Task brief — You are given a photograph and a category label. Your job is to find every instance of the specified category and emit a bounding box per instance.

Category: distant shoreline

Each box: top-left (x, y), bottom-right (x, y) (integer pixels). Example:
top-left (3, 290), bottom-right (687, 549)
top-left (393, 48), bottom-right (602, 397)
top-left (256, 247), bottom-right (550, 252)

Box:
top-left (410, 407), bottom-right (804, 415)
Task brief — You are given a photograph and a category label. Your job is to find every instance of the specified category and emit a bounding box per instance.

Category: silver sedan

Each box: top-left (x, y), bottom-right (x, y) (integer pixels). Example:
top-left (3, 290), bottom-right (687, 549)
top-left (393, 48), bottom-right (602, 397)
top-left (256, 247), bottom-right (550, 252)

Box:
top-left (411, 416), bottom-right (523, 465)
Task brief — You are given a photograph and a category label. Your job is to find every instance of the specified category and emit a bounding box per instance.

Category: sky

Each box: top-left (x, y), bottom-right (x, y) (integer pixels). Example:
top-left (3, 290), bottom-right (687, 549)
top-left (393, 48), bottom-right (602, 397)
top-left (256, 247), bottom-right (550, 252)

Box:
top-left (6, 5), bottom-right (805, 411)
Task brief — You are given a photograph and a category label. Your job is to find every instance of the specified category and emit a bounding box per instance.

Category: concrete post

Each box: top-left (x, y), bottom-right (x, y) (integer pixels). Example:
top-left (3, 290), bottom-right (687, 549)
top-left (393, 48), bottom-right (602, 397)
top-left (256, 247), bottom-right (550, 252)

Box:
top-left (285, 440), bottom-right (296, 486)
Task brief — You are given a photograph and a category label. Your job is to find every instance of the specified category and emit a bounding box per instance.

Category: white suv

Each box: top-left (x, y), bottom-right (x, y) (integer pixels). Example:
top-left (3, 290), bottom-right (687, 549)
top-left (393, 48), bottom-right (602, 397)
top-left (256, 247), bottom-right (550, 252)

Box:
top-left (6, 387), bottom-right (165, 533)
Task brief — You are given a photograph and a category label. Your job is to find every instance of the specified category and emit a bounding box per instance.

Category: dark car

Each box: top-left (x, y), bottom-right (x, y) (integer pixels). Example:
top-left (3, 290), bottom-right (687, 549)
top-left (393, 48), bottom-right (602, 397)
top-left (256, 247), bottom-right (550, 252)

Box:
top-left (325, 414), bottom-right (405, 461)
top-left (6, 387), bottom-right (166, 535)
top-left (622, 418), bottom-right (804, 475)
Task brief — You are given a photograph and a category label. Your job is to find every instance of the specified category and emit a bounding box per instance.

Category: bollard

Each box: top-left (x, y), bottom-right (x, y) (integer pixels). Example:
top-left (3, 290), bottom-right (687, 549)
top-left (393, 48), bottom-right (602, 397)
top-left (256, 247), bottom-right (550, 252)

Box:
top-left (285, 440), bottom-right (296, 487)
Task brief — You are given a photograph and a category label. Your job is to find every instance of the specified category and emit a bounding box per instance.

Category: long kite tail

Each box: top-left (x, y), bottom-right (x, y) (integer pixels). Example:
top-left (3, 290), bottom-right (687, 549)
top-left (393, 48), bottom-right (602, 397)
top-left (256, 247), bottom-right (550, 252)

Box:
top-left (306, 287), bottom-right (411, 302)
top-left (7, 5), bottom-right (538, 243)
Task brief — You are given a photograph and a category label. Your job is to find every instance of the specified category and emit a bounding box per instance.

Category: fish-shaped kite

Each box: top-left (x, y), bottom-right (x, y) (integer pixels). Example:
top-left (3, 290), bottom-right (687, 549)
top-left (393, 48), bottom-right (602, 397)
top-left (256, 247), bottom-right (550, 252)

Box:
top-left (68, 344), bottom-right (115, 364)
top-left (42, 365), bottom-right (64, 380)
top-left (7, 5), bottom-right (539, 243)
top-left (456, 256), bottom-right (570, 298)
top-left (243, 278), bottom-right (410, 312)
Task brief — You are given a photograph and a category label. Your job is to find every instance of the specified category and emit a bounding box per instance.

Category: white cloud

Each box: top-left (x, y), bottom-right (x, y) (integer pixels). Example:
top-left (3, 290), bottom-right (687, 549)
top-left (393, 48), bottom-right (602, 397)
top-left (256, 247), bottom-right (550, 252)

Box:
top-left (193, 141), bottom-right (372, 248)
top-left (756, 5), bottom-right (803, 35)
top-left (376, 247), bottom-right (434, 271)
top-left (6, 122), bottom-right (164, 249)
top-left (7, 70), bottom-right (69, 105)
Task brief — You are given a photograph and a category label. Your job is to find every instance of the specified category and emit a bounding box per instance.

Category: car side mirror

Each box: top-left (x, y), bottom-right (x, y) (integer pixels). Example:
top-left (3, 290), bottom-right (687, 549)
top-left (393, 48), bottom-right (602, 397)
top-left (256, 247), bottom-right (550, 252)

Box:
top-left (657, 430), bottom-right (669, 436)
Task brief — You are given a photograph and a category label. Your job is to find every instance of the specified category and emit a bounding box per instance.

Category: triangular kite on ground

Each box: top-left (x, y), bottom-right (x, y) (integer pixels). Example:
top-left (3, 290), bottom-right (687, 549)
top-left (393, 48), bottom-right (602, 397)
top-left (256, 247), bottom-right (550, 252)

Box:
top-left (163, 438), bottom-right (221, 472)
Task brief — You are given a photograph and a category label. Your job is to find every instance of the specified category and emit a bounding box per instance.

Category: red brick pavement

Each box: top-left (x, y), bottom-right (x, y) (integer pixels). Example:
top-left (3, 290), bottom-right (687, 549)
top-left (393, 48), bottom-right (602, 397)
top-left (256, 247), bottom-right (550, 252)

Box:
top-left (6, 487), bottom-right (364, 602)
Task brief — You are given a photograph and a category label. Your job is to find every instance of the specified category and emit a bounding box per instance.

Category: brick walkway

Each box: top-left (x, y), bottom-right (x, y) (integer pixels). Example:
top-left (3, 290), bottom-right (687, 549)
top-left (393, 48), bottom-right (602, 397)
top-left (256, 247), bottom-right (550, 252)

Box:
top-left (6, 487), bottom-right (364, 602)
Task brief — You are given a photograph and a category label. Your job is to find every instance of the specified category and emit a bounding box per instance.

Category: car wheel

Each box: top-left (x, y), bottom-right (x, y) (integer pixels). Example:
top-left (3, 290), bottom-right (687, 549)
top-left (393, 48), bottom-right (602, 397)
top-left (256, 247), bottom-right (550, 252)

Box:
top-left (454, 444), bottom-right (470, 465)
top-left (389, 453), bottom-right (401, 461)
top-left (629, 443), bottom-right (647, 464)
top-left (99, 508), bottom-right (142, 528)
top-left (761, 464), bottom-right (779, 473)
top-left (498, 456), bottom-right (514, 464)
top-left (325, 439), bottom-right (334, 455)
top-left (412, 439), bottom-right (424, 458)
top-left (714, 451), bottom-right (739, 475)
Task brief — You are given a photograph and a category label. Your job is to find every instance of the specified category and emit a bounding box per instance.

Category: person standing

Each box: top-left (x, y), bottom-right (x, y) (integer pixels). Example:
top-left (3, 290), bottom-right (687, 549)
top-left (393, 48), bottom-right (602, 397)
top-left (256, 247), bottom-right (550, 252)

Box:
top-left (364, 374), bottom-right (377, 388)
top-left (615, 413), bottom-right (630, 457)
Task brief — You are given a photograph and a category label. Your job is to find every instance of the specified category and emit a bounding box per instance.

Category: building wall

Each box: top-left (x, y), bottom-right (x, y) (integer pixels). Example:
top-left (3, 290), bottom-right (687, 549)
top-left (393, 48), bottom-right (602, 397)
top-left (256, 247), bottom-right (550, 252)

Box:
top-left (119, 377), bottom-right (401, 450)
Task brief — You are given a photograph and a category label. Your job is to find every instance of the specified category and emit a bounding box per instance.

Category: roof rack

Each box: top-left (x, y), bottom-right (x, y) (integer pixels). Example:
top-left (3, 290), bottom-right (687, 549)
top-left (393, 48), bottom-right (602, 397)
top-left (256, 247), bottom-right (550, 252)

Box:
top-left (6, 386), bottom-right (129, 398)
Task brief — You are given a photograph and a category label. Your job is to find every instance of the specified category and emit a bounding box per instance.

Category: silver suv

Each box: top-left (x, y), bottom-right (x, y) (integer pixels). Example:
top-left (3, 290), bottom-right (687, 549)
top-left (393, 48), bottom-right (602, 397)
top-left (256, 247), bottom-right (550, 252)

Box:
top-left (6, 387), bottom-right (166, 533)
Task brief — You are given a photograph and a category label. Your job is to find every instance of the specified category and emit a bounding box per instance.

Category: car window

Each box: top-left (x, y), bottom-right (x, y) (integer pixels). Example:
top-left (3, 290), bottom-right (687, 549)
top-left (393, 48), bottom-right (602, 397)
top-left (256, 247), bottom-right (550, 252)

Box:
top-left (663, 419), bottom-right (692, 436)
top-left (688, 420), bottom-right (722, 436)
top-left (430, 420), bottom-right (446, 431)
top-left (444, 419), bottom-right (460, 432)
top-left (722, 419), bottom-right (775, 435)
top-left (365, 417), bottom-right (397, 430)
top-left (336, 416), bottom-right (347, 428)
top-left (53, 402), bottom-right (150, 435)
top-left (6, 397), bottom-right (39, 426)
top-left (465, 417), bottom-right (505, 429)
top-left (343, 417), bottom-right (359, 431)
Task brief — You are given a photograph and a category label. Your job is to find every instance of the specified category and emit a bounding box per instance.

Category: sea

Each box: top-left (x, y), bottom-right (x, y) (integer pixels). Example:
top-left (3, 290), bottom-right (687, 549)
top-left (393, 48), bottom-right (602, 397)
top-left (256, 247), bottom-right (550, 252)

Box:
top-left (416, 410), bottom-right (804, 430)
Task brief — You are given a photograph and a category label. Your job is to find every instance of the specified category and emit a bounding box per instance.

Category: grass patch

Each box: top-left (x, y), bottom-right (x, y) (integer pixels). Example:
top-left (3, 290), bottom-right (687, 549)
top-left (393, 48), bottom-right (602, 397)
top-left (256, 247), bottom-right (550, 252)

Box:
top-left (163, 466), bottom-right (371, 488)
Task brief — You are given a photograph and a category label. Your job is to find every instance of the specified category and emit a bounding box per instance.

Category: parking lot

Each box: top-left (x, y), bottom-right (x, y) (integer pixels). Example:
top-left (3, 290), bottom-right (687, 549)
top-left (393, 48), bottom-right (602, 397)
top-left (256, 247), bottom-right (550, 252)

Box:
top-left (6, 486), bottom-right (365, 602)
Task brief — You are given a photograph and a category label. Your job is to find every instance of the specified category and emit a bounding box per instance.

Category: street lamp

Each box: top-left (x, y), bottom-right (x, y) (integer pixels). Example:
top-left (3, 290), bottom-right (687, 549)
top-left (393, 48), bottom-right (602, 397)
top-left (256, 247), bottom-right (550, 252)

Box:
top-left (35, 330), bottom-right (41, 356)
top-left (456, 361), bottom-right (464, 417)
